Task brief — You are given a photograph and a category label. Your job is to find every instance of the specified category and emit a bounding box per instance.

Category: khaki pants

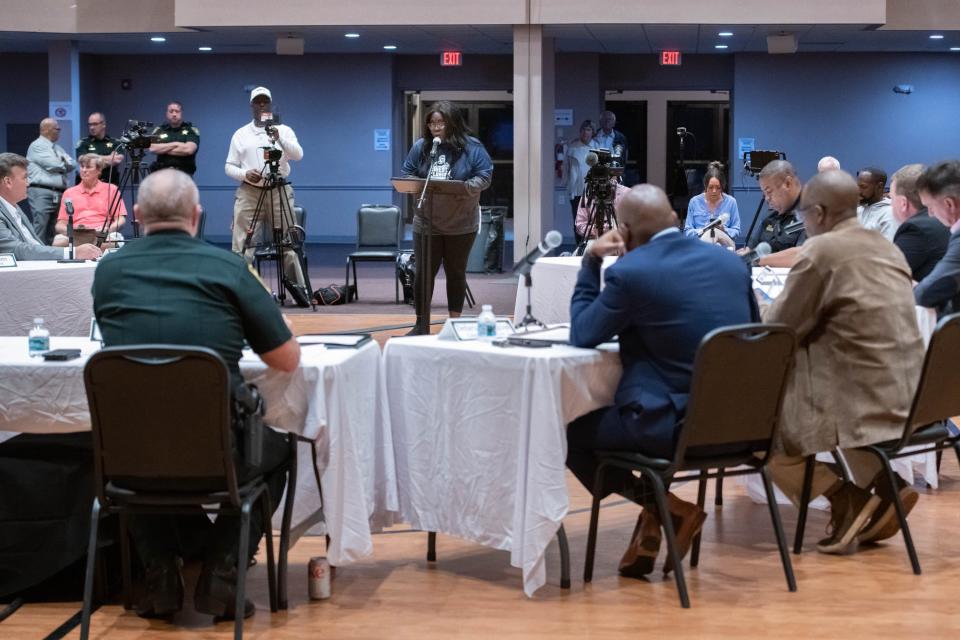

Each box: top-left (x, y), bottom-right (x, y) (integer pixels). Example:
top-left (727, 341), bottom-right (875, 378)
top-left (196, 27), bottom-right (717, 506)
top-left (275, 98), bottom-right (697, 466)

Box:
top-left (231, 182), bottom-right (305, 288)
top-left (766, 450), bottom-right (883, 507)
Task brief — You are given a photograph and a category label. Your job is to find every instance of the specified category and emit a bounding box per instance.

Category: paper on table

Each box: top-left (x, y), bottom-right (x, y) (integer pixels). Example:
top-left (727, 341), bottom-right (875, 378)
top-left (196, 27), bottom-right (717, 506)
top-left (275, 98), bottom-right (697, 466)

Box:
top-left (297, 334), bottom-right (370, 347)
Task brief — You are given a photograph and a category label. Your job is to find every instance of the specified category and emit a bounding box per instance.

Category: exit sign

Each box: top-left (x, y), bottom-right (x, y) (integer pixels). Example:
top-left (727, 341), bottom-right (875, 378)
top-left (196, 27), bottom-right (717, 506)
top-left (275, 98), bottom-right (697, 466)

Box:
top-left (660, 50), bottom-right (682, 66)
top-left (441, 51), bottom-right (462, 66)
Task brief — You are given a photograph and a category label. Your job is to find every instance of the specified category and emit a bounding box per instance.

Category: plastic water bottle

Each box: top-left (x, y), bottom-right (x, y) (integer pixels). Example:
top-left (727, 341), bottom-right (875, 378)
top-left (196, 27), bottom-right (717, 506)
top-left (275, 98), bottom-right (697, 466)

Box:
top-left (477, 305), bottom-right (497, 341)
top-left (28, 317), bottom-right (50, 357)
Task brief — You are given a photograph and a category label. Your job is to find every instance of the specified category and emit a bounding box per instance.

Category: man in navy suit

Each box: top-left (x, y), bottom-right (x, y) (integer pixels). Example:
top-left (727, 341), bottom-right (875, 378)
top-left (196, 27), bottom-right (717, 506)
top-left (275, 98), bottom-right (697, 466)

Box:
top-left (890, 163), bottom-right (949, 281)
top-left (566, 184), bottom-right (758, 578)
top-left (914, 160), bottom-right (960, 315)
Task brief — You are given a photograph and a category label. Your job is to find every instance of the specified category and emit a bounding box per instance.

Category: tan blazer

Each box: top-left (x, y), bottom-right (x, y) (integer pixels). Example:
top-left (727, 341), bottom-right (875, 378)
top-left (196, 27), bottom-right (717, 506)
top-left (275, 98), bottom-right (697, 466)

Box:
top-left (763, 217), bottom-right (924, 456)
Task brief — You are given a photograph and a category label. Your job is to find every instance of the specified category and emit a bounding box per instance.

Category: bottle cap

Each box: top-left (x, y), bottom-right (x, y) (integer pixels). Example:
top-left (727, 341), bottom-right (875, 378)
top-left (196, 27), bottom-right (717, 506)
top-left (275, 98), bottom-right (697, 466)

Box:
top-left (33, 317), bottom-right (44, 324)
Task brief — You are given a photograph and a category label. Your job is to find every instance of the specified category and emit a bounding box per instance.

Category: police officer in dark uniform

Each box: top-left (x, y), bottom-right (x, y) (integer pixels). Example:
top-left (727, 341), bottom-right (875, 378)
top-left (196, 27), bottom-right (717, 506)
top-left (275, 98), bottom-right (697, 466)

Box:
top-left (149, 101), bottom-right (200, 176)
top-left (741, 159), bottom-right (806, 267)
top-left (75, 111), bottom-right (123, 184)
top-left (92, 168), bottom-right (299, 621)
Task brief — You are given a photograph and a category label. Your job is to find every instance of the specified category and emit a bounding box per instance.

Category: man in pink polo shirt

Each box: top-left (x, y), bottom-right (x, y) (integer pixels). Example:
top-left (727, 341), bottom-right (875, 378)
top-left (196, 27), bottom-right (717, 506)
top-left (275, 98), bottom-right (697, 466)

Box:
top-left (53, 153), bottom-right (126, 246)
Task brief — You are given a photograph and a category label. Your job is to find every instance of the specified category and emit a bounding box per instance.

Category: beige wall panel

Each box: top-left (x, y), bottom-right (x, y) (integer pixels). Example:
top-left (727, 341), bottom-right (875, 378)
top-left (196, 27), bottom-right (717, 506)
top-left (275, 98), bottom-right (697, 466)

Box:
top-left (76, 0), bottom-right (180, 33)
top-left (883, 0), bottom-right (960, 30)
top-left (530, 0), bottom-right (886, 24)
top-left (174, 0), bottom-right (527, 27)
top-left (0, 0), bottom-right (77, 32)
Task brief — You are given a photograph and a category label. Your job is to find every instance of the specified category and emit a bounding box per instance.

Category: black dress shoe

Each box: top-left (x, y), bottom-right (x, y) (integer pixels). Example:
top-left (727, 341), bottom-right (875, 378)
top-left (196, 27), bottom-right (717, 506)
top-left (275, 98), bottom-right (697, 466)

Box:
top-left (194, 566), bottom-right (255, 620)
top-left (136, 557), bottom-right (184, 618)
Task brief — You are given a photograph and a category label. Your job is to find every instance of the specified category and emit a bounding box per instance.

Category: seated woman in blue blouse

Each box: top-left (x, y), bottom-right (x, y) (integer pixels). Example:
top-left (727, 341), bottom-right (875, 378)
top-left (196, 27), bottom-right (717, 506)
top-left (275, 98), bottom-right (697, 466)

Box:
top-left (683, 161), bottom-right (741, 248)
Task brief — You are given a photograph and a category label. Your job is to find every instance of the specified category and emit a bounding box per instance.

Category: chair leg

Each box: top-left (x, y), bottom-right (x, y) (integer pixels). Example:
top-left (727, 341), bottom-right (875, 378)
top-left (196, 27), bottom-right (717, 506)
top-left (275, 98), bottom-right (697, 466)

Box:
top-left (954, 441), bottom-right (960, 470)
top-left (260, 493), bottom-right (277, 613)
top-left (464, 282), bottom-right (475, 309)
top-left (871, 448), bottom-right (922, 575)
top-left (761, 467), bottom-right (797, 592)
top-left (691, 470), bottom-right (708, 568)
top-left (556, 525), bottom-right (571, 589)
top-left (344, 258), bottom-right (351, 298)
top-left (80, 499), bottom-right (102, 640)
top-left (645, 470), bottom-right (690, 608)
top-left (119, 512), bottom-right (133, 610)
top-left (582, 463), bottom-right (607, 583)
top-left (279, 437), bottom-right (298, 610)
top-left (427, 532), bottom-right (437, 562)
top-left (352, 261), bottom-right (359, 301)
top-left (236, 500), bottom-right (253, 640)
top-left (715, 468), bottom-right (724, 506)
top-left (793, 456), bottom-right (815, 554)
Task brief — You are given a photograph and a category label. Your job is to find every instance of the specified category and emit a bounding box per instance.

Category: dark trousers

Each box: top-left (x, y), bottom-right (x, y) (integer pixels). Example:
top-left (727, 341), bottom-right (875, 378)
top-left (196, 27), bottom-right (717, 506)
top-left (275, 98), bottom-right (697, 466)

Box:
top-left (127, 427), bottom-right (290, 571)
top-left (570, 196), bottom-right (583, 246)
top-left (566, 405), bottom-right (675, 513)
top-left (413, 230), bottom-right (476, 315)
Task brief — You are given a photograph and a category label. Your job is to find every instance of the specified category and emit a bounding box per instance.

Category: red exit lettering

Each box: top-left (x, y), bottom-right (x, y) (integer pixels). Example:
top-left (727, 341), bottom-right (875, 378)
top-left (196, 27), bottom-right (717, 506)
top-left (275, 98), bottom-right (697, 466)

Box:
top-left (441, 51), bottom-right (463, 66)
top-left (660, 50), bottom-right (682, 66)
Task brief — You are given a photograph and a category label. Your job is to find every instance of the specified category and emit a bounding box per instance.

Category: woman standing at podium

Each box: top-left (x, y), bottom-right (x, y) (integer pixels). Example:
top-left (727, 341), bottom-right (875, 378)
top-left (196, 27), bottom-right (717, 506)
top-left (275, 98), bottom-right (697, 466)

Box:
top-left (401, 101), bottom-right (493, 333)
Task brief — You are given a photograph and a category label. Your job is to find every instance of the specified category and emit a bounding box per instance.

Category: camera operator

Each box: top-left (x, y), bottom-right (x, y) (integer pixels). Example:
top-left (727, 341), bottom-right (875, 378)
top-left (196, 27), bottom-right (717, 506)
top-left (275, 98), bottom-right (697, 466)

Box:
top-left (224, 86), bottom-right (307, 296)
top-left (575, 149), bottom-right (628, 241)
top-left (149, 101), bottom-right (200, 176)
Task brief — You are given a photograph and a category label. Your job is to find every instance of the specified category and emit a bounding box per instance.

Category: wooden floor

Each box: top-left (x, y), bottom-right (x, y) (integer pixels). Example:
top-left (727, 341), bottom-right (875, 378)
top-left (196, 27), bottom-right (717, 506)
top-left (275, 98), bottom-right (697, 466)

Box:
top-left (8, 455), bottom-right (960, 639)
top-left (287, 313), bottom-right (442, 346)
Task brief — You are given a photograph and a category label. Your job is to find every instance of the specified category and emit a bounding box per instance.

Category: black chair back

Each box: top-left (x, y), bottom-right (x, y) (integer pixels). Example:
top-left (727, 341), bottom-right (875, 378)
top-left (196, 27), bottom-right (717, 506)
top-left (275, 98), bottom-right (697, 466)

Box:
top-left (897, 312), bottom-right (960, 447)
top-left (356, 204), bottom-right (401, 250)
top-left (674, 323), bottom-right (796, 465)
top-left (83, 345), bottom-right (240, 504)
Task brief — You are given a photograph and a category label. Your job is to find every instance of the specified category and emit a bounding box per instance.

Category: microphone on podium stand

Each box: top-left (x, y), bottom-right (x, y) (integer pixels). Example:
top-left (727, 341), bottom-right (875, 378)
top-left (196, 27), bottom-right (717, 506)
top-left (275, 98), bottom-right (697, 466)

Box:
top-left (697, 213), bottom-right (730, 238)
top-left (58, 199), bottom-right (85, 263)
top-left (512, 230), bottom-right (563, 276)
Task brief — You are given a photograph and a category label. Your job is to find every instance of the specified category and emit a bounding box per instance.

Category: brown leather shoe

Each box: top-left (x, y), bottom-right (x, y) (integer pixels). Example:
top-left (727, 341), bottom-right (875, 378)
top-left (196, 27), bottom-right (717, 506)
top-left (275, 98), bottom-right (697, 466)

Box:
top-left (618, 509), bottom-right (661, 578)
top-left (858, 475), bottom-right (919, 544)
top-left (662, 494), bottom-right (707, 575)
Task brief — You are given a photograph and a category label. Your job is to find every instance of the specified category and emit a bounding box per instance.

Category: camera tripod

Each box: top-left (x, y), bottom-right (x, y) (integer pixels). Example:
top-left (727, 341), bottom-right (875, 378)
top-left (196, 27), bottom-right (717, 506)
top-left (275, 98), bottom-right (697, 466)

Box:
top-left (100, 144), bottom-right (150, 243)
top-left (240, 163), bottom-right (314, 308)
top-left (575, 185), bottom-right (618, 256)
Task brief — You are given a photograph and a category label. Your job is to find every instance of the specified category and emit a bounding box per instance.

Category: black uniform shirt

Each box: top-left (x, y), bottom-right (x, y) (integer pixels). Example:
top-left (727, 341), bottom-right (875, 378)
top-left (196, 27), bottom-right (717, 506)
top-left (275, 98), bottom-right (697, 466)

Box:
top-left (150, 122), bottom-right (200, 175)
top-left (75, 135), bottom-right (121, 184)
top-left (754, 194), bottom-right (806, 252)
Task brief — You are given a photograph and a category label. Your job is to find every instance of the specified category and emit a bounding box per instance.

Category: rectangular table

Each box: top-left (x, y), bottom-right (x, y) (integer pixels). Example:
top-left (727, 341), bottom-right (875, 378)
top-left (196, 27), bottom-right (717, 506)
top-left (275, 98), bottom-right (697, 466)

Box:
top-left (0, 336), bottom-right (399, 566)
top-left (382, 335), bottom-right (621, 596)
top-left (0, 261), bottom-right (97, 337)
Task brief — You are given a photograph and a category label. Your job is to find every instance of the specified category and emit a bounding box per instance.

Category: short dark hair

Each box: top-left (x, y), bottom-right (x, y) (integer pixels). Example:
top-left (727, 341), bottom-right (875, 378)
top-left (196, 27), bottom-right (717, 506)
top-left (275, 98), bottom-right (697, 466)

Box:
top-left (579, 119), bottom-right (595, 132)
top-left (0, 152), bottom-right (28, 179)
top-left (916, 160), bottom-right (960, 200)
top-left (759, 159), bottom-right (796, 182)
top-left (167, 101), bottom-right (183, 110)
top-left (891, 164), bottom-right (925, 210)
top-left (858, 166), bottom-right (887, 186)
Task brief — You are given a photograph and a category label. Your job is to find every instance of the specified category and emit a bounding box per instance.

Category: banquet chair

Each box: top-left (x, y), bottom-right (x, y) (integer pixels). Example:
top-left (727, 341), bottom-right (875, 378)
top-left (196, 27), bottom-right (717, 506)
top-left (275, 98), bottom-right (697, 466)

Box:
top-left (345, 204), bottom-right (403, 302)
top-left (792, 312), bottom-right (960, 574)
top-left (583, 324), bottom-right (798, 608)
top-left (79, 345), bottom-right (296, 640)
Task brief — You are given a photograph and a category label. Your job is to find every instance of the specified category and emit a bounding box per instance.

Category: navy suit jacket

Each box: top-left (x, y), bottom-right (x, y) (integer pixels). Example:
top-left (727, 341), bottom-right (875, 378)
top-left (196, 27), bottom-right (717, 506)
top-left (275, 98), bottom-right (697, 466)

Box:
top-left (570, 231), bottom-right (759, 454)
top-left (893, 209), bottom-right (950, 282)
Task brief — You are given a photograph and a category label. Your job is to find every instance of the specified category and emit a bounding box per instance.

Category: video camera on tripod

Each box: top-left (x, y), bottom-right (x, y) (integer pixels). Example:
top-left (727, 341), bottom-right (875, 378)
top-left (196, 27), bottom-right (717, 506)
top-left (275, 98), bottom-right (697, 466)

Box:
top-left (584, 148), bottom-right (624, 201)
top-left (119, 120), bottom-right (157, 150)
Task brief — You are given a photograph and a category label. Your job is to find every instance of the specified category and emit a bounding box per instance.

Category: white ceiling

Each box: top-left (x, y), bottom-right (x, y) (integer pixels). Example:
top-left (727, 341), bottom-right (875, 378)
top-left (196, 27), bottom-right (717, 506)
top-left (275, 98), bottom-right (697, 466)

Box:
top-left (0, 24), bottom-right (957, 55)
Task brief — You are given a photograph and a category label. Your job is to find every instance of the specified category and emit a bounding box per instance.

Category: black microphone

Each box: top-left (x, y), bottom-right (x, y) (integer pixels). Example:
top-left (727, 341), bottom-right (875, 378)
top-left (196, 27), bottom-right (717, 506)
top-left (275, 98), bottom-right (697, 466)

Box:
top-left (741, 242), bottom-right (772, 265)
top-left (512, 230), bottom-right (563, 276)
top-left (65, 199), bottom-right (75, 259)
top-left (430, 136), bottom-right (441, 159)
top-left (697, 213), bottom-right (730, 237)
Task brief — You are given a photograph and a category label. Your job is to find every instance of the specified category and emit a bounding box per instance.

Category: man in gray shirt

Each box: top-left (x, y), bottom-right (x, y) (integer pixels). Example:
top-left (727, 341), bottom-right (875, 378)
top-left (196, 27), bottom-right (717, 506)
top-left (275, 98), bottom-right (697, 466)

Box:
top-left (26, 118), bottom-right (75, 243)
top-left (856, 166), bottom-right (897, 241)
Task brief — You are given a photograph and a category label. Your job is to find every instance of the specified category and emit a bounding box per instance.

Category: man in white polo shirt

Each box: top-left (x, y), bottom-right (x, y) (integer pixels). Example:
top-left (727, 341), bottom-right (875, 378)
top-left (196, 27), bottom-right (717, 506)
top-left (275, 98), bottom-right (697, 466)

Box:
top-left (224, 86), bottom-right (309, 304)
top-left (0, 152), bottom-right (100, 260)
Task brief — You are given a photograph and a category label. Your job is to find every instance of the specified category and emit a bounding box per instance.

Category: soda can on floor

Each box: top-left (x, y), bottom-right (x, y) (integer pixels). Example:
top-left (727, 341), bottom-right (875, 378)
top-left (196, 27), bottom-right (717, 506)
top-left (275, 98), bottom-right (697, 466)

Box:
top-left (308, 556), bottom-right (331, 600)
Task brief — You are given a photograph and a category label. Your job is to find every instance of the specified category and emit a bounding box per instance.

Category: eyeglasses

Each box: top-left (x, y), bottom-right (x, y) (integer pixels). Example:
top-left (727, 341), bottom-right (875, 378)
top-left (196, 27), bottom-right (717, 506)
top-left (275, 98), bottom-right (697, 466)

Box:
top-left (88, 121), bottom-right (104, 126)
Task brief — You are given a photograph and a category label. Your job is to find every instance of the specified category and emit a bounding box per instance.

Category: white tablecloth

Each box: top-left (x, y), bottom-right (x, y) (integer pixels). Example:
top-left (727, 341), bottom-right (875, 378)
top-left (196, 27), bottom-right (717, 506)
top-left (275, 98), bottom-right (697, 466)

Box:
top-left (0, 336), bottom-right (399, 567)
top-left (0, 261), bottom-right (97, 336)
top-left (512, 256), bottom-right (615, 325)
top-left (382, 335), bottom-right (621, 596)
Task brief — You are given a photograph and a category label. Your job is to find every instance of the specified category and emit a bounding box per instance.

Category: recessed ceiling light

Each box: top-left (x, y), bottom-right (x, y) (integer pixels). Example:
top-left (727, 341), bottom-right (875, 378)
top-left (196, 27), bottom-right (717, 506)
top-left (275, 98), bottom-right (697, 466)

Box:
top-left (198, 46), bottom-right (212, 52)
top-left (714, 44), bottom-right (728, 49)
top-left (150, 36), bottom-right (166, 43)
top-left (718, 32), bottom-right (733, 37)
top-left (930, 34), bottom-right (945, 39)
top-left (383, 44), bottom-right (397, 50)
top-left (345, 33), bottom-right (360, 38)
top-left (951, 47), bottom-right (960, 51)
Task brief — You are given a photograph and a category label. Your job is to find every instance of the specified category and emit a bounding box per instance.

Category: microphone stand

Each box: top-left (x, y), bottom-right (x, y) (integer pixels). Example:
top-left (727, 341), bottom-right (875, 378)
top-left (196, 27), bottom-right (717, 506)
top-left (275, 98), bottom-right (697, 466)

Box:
top-left (515, 271), bottom-right (546, 331)
top-left (415, 146), bottom-right (439, 336)
top-left (57, 207), bottom-right (85, 263)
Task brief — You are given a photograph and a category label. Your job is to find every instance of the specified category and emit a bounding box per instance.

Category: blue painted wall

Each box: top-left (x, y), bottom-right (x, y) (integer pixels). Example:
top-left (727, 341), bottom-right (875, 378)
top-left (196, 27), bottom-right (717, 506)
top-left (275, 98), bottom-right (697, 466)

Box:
top-left (0, 54), bottom-right (49, 153)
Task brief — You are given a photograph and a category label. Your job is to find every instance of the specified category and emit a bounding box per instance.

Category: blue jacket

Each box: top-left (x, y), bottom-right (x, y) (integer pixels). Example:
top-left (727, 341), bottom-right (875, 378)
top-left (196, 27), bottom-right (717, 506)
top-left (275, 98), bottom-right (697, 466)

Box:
top-left (570, 231), bottom-right (759, 455)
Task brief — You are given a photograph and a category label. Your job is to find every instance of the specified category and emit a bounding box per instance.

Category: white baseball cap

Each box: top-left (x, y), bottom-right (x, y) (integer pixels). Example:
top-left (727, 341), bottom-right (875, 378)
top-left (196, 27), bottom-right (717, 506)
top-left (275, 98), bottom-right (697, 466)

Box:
top-left (250, 86), bottom-right (272, 102)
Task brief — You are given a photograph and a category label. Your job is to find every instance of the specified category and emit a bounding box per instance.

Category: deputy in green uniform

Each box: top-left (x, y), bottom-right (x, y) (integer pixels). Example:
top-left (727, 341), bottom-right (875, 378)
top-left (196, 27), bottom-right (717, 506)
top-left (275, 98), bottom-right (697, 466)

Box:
top-left (75, 111), bottom-right (123, 184)
top-left (149, 101), bottom-right (200, 176)
top-left (92, 168), bottom-right (299, 620)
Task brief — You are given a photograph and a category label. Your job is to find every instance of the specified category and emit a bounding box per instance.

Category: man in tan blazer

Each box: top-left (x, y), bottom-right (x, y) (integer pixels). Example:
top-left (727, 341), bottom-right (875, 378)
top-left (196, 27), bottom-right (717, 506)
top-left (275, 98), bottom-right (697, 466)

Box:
top-left (761, 170), bottom-right (924, 555)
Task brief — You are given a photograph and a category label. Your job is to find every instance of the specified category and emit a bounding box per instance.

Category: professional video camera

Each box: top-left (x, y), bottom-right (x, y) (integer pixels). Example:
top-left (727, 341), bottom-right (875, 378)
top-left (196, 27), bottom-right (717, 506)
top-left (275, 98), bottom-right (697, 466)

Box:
top-left (743, 150), bottom-right (785, 177)
top-left (584, 148), bottom-right (624, 204)
top-left (119, 120), bottom-right (157, 150)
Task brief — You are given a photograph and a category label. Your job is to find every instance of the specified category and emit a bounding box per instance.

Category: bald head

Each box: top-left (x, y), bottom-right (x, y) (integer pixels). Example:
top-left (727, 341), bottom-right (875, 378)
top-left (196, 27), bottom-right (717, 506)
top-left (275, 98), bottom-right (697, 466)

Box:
top-left (799, 170), bottom-right (859, 237)
top-left (39, 118), bottom-right (60, 141)
top-left (616, 184), bottom-right (678, 249)
top-left (136, 169), bottom-right (200, 234)
top-left (817, 156), bottom-right (841, 173)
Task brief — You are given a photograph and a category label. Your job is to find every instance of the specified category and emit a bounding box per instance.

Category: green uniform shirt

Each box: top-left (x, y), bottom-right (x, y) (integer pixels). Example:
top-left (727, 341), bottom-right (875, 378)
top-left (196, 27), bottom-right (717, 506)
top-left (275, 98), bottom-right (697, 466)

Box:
top-left (75, 135), bottom-right (121, 184)
top-left (150, 122), bottom-right (200, 175)
top-left (92, 230), bottom-right (291, 385)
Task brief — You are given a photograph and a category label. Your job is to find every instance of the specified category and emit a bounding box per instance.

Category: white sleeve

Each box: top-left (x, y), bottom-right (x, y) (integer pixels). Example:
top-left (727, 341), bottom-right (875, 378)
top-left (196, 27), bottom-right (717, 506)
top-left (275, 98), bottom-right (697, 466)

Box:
top-left (224, 131), bottom-right (245, 182)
